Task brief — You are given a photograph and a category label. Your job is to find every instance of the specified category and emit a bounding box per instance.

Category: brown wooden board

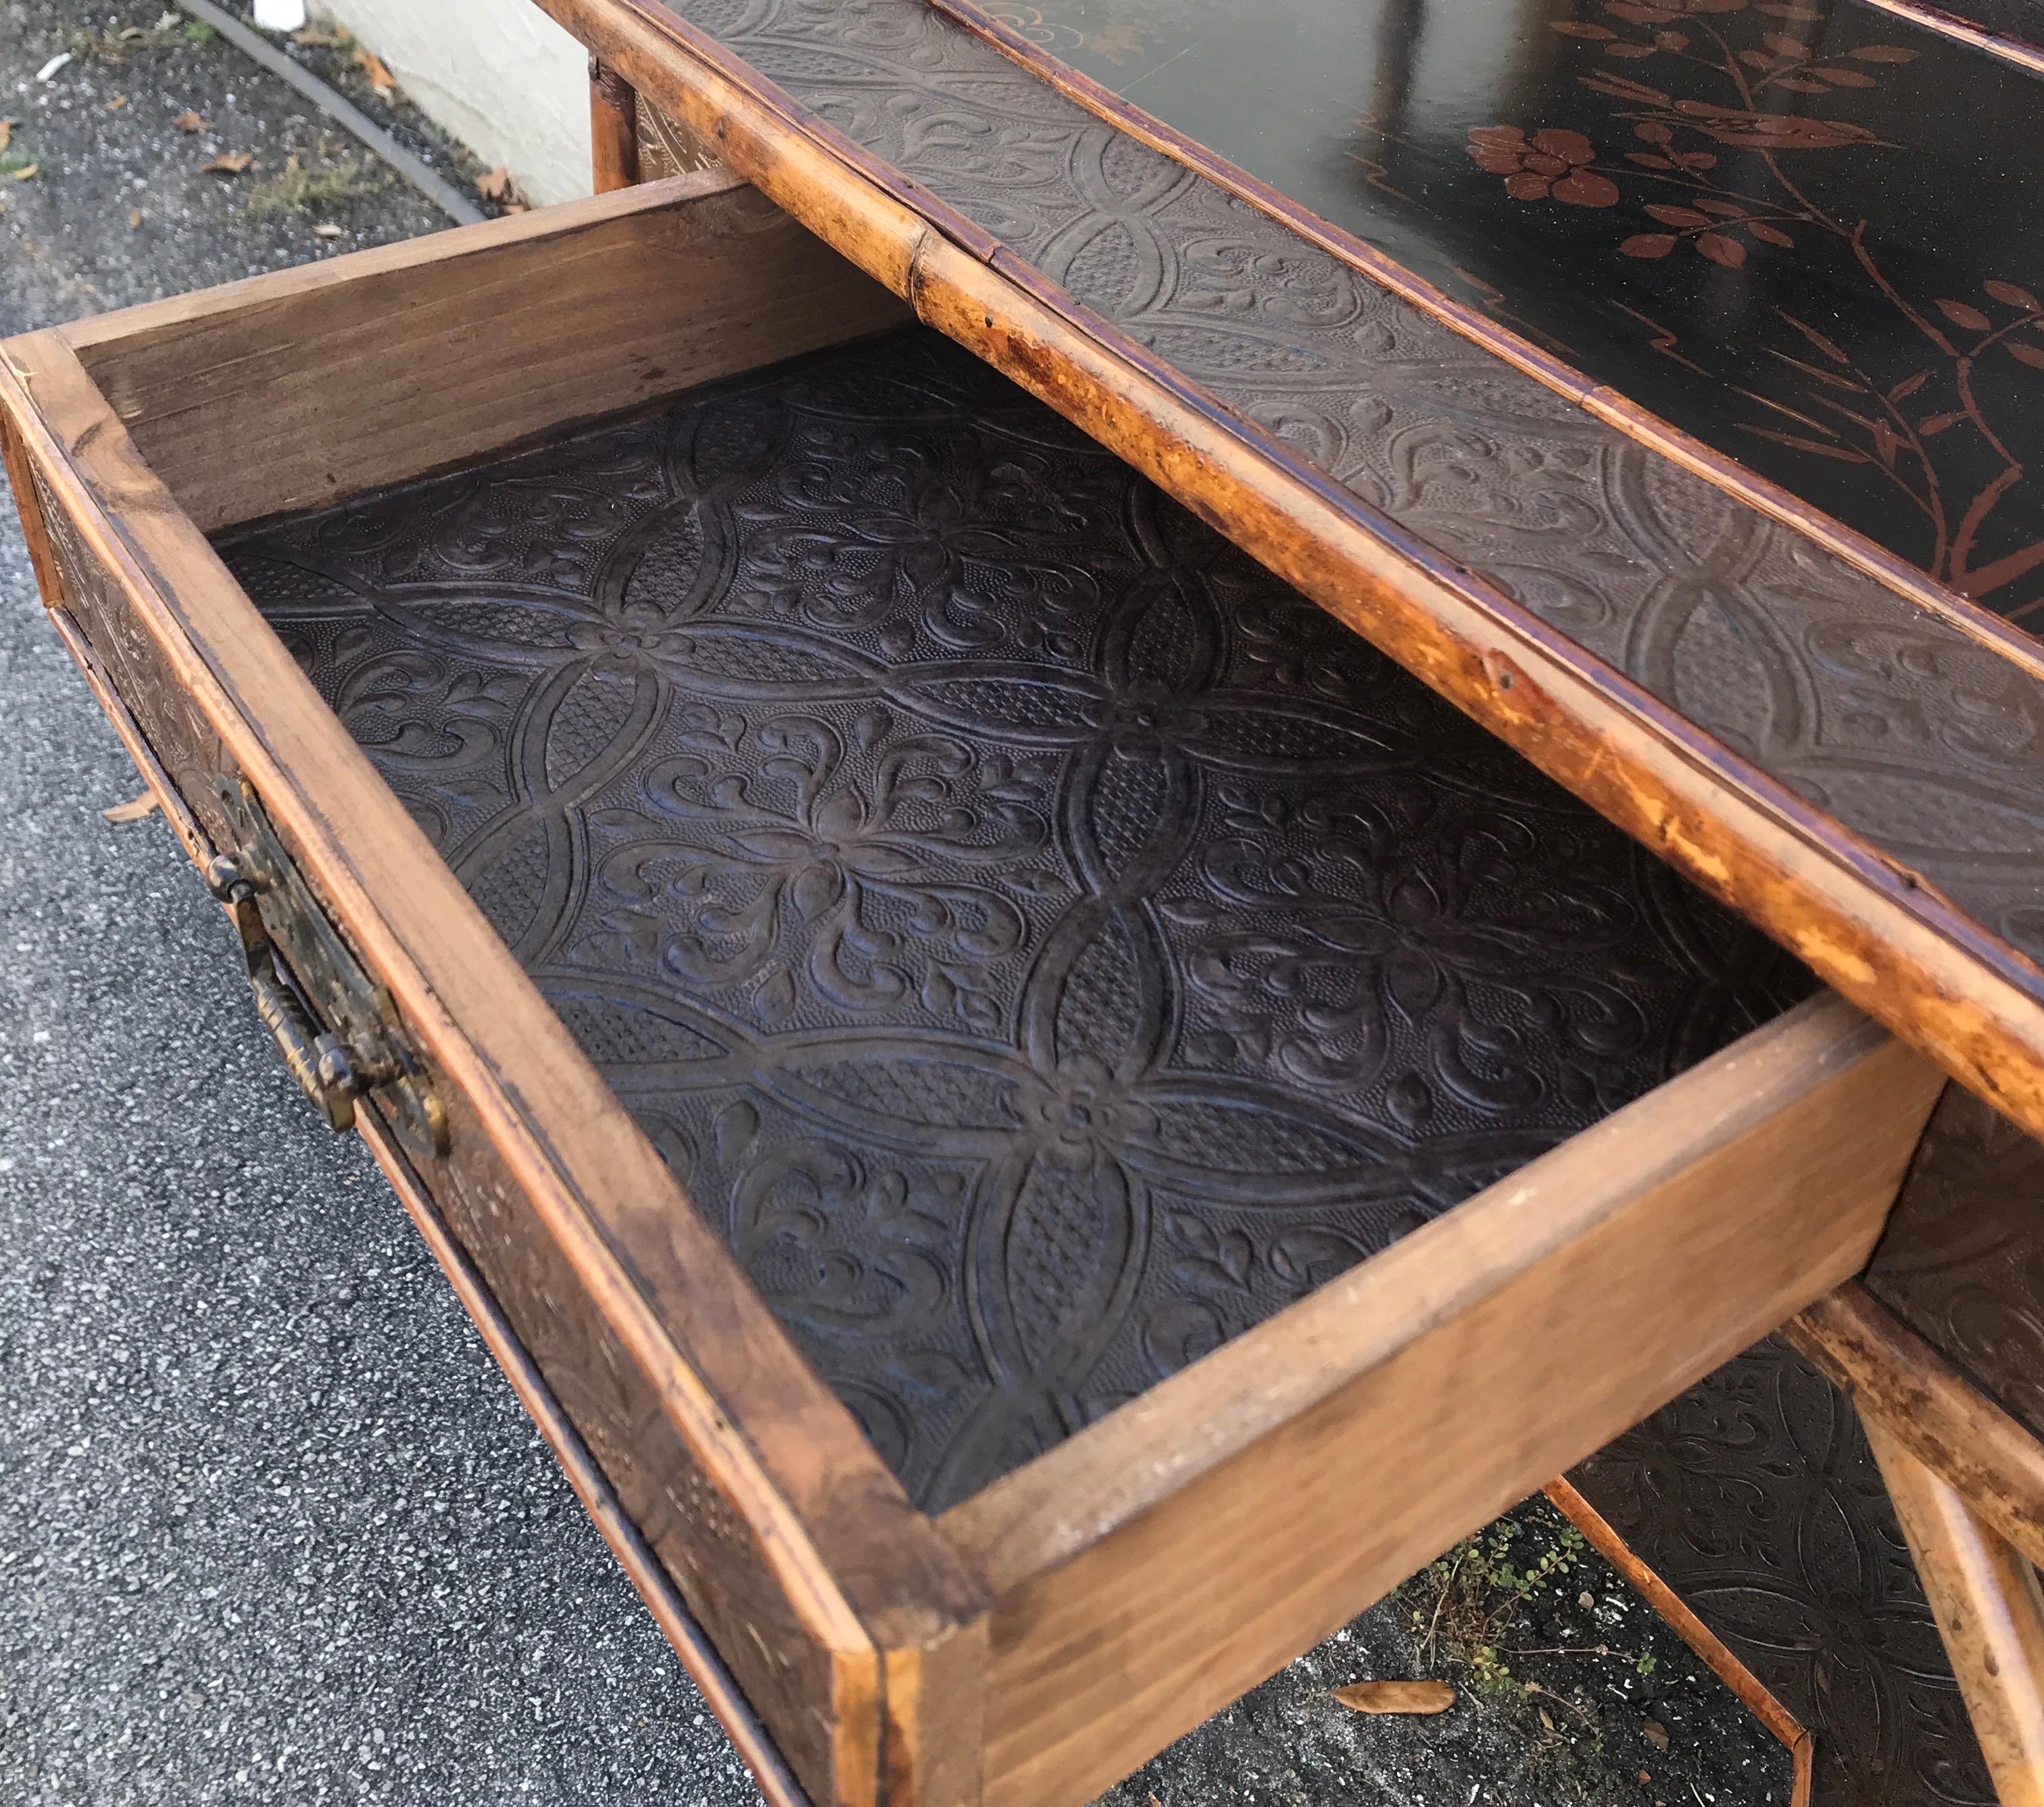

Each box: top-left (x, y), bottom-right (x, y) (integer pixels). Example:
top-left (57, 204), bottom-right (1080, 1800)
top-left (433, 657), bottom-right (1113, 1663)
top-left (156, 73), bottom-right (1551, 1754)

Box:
top-left (1789, 1283), bottom-right (2044, 1575)
top-left (1866, 1415), bottom-right (2044, 1806)
top-left (532, 0), bottom-right (2044, 1158)
top-left (1, 179), bottom-right (975, 1807)
top-left (591, 57), bottom-right (643, 191)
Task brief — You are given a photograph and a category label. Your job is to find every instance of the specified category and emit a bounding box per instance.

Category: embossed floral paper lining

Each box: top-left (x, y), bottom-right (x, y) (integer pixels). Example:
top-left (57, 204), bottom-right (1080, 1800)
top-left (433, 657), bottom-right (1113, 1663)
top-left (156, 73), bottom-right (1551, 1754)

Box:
top-left (220, 331), bottom-right (1809, 1508)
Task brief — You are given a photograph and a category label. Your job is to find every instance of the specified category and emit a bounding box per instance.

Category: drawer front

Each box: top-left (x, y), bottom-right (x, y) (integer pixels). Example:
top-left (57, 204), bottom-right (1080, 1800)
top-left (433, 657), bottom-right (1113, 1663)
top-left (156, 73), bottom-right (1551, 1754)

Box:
top-left (3, 418), bottom-right (846, 1804)
top-left (24, 451), bottom-right (445, 1166)
top-left (414, 1085), bottom-right (840, 1791)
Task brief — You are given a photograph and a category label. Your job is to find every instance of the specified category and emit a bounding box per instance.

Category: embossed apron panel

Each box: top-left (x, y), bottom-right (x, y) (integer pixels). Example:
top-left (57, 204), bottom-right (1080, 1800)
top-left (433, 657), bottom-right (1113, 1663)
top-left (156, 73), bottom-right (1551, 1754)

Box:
top-left (1866, 1081), bottom-right (2044, 1443)
top-left (221, 326), bottom-right (1812, 1509)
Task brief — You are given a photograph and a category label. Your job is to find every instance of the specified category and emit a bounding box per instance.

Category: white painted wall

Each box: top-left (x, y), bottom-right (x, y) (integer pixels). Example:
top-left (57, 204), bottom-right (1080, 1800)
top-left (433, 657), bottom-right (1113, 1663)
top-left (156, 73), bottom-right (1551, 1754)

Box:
top-left (314, 0), bottom-right (593, 206)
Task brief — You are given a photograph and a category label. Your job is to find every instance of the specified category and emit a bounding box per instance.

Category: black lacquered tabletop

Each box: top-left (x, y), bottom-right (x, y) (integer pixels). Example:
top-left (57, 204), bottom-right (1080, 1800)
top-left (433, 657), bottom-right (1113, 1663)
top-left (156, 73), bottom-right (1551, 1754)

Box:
top-left (979, 0), bottom-right (2044, 631)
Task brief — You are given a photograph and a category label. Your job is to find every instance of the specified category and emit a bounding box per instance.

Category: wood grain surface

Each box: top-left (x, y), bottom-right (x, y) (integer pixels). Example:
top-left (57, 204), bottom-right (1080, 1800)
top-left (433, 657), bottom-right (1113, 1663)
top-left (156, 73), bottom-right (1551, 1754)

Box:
top-left (0, 181), bottom-right (977, 1804)
top-left (589, 56), bottom-right (642, 192)
top-left (1866, 1414), bottom-right (2044, 1807)
top-left (1788, 1283), bottom-right (2044, 1572)
top-left (60, 171), bottom-right (908, 534)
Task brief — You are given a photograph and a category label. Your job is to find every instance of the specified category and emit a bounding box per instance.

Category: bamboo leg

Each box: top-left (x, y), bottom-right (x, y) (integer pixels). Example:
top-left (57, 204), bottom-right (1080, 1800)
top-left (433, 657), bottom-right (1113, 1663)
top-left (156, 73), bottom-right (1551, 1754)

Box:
top-left (1865, 1412), bottom-right (2044, 1806)
top-left (1786, 1283), bottom-right (2044, 1572)
top-left (589, 56), bottom-right (640, 192)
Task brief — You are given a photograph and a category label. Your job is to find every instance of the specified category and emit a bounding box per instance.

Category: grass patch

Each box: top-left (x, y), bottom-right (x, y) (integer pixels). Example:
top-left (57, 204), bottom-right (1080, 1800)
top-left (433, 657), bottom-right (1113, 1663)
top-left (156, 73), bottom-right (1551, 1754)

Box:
top-left (246, 155), bottom-right (387, 216)
top-left (1405, 1514), bottom-right (1599, 1703)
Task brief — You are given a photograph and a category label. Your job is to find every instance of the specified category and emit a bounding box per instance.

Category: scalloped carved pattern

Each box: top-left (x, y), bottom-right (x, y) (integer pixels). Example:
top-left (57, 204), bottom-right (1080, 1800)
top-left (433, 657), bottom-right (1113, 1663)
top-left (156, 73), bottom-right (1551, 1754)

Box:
top-left (33, 468), bottom-right (241, 857)
top-left (647, 0), bottom-right (2044, 969)
top-left (1572, 1337), bottom-right (1993, 1807)
top-left (223, 329), bottom-right (1809, 1508)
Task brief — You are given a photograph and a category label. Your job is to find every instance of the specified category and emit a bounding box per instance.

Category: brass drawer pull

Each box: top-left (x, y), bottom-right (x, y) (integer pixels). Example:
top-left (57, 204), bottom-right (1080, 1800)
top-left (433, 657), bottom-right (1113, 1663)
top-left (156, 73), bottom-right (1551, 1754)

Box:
top-left (201, 790), bottom-right (447, 1159)
top-left (249, 953), bottom-right (364, 1133)
top-left (206, 851), bottom-right (370, 1132)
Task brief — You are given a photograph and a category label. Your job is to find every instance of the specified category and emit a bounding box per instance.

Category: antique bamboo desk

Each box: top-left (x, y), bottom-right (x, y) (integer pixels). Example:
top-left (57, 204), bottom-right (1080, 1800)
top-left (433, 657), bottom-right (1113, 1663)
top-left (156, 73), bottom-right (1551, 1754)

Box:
top-left (7, 0), bottom-right (2044, 1803)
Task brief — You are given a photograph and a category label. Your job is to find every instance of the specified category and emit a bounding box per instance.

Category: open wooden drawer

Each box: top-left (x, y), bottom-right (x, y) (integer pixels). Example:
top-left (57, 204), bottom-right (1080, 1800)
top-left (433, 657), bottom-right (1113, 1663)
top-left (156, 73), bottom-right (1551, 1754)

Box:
top-left (0, 170), bottom-right (1949, 1807)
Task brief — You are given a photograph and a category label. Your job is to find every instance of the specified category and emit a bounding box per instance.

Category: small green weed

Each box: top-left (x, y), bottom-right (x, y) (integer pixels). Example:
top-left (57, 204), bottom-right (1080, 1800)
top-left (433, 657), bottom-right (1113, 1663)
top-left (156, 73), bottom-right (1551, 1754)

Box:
top-left (246, 155), bottom-right (387, 216)
top-left (0, 126), bottom-right (37, 180)
top-left (1405, 1516), bottom-right (1588, 1702)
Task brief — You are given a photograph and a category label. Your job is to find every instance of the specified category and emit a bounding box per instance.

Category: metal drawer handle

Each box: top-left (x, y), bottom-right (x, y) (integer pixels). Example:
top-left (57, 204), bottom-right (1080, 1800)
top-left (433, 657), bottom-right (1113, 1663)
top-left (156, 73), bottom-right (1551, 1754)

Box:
top-left (205, 851), bottom-right (389, 1134)
top-left (249, 959), bottom-right (363, 1132)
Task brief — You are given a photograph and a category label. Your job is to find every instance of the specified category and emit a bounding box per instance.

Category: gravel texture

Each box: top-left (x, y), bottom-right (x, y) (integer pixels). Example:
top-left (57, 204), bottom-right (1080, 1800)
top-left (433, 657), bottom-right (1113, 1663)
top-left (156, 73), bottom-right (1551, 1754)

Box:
top-left (0, 5), bottom-right (1792, 1804)
top-left (0, 5), bottom-right (756, 1804)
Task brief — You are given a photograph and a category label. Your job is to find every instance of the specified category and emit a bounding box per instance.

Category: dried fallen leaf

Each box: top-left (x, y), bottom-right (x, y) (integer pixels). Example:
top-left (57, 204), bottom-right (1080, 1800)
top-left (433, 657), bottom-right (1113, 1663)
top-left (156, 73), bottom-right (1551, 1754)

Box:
top-left (1638, 1771), bottom-right (1653, 1785)
top-left (102, 791), bottom-right (160, 824)
top-left (354, 46), bottom-right (395, 93)
top-left (11, 164), bottom-right (39, 182)
top-left (106, 93), bottom-right (128, 110)
top-left (0, 120), bottom-right (13, 153)
top-left (1330, 1681), bottom-right (1457, 1716)
top-left (128, 207), bottom-right (143, 228)
top-left (1148, 1796), bottom-right (1162, 1807)
top-left (174, 111), bottom-right (210, 134)
top-left (292, 26), bottom-right (347, 45)
top-left (1642, 1718), bottom-right (1670, 1750)
top-left (474, 164), bottom-right (511, 201)
top-left (201, 151), bottom-right (254, 175)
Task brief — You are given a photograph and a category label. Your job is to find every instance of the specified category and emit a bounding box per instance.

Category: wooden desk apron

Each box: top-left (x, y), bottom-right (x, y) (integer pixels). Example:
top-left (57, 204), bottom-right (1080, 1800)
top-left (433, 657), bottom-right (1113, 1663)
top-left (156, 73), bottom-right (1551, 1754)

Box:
top-left (537, 0), bottom-right (2044, 1150)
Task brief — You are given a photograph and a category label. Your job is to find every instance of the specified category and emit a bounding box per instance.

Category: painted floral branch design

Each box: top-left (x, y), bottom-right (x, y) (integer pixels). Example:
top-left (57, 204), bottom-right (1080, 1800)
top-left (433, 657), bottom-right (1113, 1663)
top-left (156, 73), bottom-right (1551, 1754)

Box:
top-left (1467, 0), bottom-right (2044, 615)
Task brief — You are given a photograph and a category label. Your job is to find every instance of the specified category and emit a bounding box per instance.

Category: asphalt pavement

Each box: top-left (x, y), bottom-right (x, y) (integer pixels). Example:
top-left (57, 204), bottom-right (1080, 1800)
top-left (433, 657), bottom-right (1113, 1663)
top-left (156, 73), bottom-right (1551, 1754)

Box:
top-left (0, 4), bottom-right (754, 1802)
